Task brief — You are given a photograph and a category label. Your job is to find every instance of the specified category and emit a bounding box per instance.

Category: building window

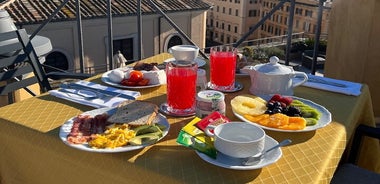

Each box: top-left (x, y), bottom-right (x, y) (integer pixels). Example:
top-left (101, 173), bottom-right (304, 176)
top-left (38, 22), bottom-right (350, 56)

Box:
top-left (303, 22), bottom-right (310, 32)
top-left (166, 35), bottom-right (183, 51)
top-left (229, 8), bottom-right (232, 15)
top-left (235, 9), bottom-right (239, 16)
top-left (305, 10), bottom-right (313, 17)
top-left (45, 51), bottom-right (69, 73)
top-left (249, 10), bottom-right (257, 17)
top-left (113, 37), bottom-right (134, 61)
top-left (228, 24), bottom-right (231, 31)
top-left (234, 26), bottom-right (238, 33)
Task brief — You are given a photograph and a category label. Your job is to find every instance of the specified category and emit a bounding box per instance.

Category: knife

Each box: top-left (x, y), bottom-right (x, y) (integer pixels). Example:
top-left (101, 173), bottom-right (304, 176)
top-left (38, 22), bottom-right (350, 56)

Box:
top-left (306, 77), bottom-right (347, 88)
top-left (59, 82), bottom-right (136, 100)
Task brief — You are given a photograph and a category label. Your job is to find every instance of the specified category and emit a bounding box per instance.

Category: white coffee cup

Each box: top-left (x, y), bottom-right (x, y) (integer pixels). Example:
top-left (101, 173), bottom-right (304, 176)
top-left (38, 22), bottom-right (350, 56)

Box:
top-left (205, 122), bottom-right (266, 158)
top-left (168, 45), bottom-right (199, 62)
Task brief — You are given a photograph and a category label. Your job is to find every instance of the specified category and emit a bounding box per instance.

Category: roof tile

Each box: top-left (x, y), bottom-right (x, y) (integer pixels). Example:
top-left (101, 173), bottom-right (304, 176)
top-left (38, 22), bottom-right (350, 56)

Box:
top-left (1, 0), bottom-right (211, 25)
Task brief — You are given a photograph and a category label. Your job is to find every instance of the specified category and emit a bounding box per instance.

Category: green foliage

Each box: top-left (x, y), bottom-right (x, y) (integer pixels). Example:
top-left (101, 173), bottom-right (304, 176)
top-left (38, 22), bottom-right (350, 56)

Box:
top-left (242, 46), bottom-right (254, 58)
top-left (252, 47), bottom-right (285, 61)
top-left (304, 38), bottom-right (327, 52)
top-left (252, 48), bottom-right (268, 60)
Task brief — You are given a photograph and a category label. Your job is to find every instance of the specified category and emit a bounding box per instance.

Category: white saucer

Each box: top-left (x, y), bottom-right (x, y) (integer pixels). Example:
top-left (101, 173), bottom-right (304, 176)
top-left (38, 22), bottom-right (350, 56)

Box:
top-left (196, 135), bottom-right (282, 170)
top-left (163, 57), bottom-right (206, 68)
top-left (207, 81), bottom-right (243, 92)
top-left (159, 103), bottom-right (196, 117)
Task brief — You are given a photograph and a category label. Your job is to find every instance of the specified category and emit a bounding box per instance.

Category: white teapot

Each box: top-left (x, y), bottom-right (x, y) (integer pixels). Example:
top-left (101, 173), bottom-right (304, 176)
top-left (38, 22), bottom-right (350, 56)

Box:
top-left (241, 56), bottom-right (308, 96)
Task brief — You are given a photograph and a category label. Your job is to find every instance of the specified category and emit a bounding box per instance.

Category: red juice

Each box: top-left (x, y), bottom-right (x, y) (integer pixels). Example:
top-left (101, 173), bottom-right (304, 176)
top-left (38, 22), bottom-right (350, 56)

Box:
top-left (166, 64), bottom-right (197, 111)
top-left (210, 51), bottom-right (236, 87)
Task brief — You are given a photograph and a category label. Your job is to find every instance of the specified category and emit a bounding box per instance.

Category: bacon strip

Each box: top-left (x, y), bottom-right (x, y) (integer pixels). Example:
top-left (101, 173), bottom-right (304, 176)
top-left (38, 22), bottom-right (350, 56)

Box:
top-left (67, 113), bottom-right (109, 144)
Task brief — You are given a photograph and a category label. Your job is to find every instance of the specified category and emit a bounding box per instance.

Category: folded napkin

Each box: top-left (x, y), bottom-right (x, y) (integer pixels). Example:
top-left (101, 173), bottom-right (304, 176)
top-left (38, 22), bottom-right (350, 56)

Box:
top-left (299, 74), bottom-right (362, 96)
top-left (49, 80), bottom-right (141, 108)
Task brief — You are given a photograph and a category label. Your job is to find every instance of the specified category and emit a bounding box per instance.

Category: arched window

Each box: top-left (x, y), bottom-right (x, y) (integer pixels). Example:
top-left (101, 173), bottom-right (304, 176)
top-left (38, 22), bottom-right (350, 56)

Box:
top-left (167, 35), bottom-right (183, 50)
top-left (44, 51), bottom-right (69, 73)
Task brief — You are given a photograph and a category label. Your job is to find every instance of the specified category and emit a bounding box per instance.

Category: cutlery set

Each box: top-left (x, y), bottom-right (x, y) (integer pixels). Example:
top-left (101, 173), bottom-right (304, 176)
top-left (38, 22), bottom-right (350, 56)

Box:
top-left (305, 77), bottom-right (347, 88)
top-left (59, 82), bottom-right (133, 100)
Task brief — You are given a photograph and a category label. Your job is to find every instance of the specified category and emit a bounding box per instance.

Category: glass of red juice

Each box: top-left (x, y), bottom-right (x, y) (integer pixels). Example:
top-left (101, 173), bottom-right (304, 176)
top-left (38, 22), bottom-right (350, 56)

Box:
top-left (209, 46), bottom-right (237, 91)
top-left (165, 60), bottom-right (198, 116)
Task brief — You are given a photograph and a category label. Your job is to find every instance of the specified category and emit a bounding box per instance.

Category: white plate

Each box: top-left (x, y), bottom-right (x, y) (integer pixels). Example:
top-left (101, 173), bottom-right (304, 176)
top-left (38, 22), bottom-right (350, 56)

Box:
top-left (101, 69), bottom-right (162, 89)
top-left (233, 96), bottom-right (332, 132)
top-left (196, 135), bottom-right (282, 170)
top-left (163, 57), bottom-right (206, 68)
top-left (59, 107), bottom-right (170, 153)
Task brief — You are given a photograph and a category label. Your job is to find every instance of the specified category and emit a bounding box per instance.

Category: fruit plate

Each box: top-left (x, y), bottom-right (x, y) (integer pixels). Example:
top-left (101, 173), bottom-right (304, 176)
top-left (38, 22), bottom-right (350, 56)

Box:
top-left (233, 96), bottom-right (332, 132)
top-left (101, 69), bottom-right (162, 89)
top-left (196, 135), bottom-right (282, 170)
top-left (59, 107), bottom-right (170, 153)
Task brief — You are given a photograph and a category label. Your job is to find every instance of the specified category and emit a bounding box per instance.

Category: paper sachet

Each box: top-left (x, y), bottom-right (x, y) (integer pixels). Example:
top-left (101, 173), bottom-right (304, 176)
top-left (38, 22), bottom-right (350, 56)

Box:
top-left (176, 117), bottom-right (217, 159)
top-left (195, 111), bottom-right (230, 133)
top-left (176, 112), bottom-right (231, 159)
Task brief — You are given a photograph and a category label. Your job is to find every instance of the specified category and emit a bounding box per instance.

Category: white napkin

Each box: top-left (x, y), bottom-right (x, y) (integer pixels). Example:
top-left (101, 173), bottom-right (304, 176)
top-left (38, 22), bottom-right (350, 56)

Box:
top-left (298, 74), bottom-right (362, 96)
top-left (49, 81), bottom-right (141, 108)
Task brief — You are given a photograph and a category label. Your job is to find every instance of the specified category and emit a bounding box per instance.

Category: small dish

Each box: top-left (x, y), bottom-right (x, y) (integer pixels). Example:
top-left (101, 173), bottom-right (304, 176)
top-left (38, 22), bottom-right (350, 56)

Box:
top-left (196, 135), bottom-right (282, 170)
top-left (101, 69), bottom-right (162, 89)
top-left (207, 81), bottom-right (243, 93)
top-left (159, 103), bottom-right (196, 117)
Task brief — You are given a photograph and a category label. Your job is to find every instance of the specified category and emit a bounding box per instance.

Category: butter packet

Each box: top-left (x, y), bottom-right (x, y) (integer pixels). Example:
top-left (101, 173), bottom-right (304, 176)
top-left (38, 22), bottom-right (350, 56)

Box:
top-left (176, 117), bottom-right (217, 159)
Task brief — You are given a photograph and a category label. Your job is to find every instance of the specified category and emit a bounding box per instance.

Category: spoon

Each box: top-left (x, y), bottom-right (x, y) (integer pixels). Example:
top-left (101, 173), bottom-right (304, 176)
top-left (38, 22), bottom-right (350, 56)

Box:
top-left (242, 139), bottom-right (292, 166)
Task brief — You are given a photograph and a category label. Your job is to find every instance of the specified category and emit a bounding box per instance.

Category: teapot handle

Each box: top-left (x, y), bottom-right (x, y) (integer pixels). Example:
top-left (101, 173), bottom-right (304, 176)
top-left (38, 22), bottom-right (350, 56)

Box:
top-left (292, 72), bottom-right (308, 87)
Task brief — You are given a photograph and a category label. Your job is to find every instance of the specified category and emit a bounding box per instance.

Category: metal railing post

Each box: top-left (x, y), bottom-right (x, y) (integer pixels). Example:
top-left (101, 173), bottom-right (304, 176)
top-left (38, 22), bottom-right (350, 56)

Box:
top-left (107, 0), bottom-right (113, 70)
top-left (137, 0), bottom-right (143, 60)
top-left (311, 0), bottom-right (326, 74)
top-left (285, 0), bottom-right (296, 65)
top-left (76, 0), bottom-right (85, 73)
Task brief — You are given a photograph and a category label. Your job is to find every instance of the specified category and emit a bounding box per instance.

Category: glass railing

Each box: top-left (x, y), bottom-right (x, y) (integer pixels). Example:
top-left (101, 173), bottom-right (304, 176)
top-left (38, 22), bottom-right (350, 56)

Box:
top-left (27, 0), bottom-right (328, 75)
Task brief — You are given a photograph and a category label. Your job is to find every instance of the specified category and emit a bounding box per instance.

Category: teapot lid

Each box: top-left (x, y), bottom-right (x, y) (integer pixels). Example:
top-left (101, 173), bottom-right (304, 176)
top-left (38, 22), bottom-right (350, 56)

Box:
top-left (254, 56), bottom-right (292, 74)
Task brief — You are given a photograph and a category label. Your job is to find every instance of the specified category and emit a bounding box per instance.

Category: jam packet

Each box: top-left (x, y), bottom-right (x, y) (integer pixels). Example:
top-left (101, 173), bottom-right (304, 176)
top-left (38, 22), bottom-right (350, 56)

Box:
top-left (195, 111), bottom-right (230, 133)
top-left (176, 117), bottom-right (217, 159)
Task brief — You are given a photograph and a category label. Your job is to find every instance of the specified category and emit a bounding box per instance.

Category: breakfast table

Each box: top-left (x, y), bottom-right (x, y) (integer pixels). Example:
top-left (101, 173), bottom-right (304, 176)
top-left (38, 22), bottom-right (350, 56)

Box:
top-left (0, 53), bottom-right (379, 184)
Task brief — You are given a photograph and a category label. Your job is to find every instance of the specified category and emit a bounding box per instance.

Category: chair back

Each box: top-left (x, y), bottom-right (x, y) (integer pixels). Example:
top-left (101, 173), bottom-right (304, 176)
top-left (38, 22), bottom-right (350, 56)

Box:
top-left (0, 29), bottom-right (52, 103)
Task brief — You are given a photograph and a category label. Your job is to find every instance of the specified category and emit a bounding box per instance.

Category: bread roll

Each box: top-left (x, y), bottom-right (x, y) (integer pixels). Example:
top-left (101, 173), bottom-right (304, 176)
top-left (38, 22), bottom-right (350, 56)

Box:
top-left (107, 100), bottom-right (158, 127)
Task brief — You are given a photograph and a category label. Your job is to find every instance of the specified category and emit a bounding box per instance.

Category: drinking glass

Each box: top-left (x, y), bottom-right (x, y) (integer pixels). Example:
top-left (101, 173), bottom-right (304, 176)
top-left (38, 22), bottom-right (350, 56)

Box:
top-left (166, 60), bottom-right (198, 116)
top-left (209, 46), bottom-right (238, 91)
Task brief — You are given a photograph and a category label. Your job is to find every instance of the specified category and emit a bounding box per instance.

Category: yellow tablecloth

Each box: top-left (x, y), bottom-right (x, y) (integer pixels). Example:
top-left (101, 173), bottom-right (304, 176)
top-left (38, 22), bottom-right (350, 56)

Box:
top-left (0, 53), bottom-right (379, 184)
